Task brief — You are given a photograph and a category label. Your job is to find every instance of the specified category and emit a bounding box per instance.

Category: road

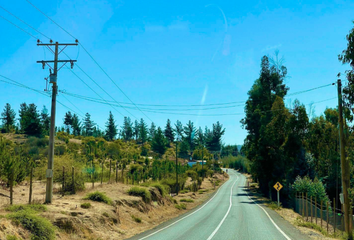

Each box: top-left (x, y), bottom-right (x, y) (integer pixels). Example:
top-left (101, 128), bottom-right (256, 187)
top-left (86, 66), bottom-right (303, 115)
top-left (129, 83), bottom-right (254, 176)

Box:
top-left (128, 169), bottom-right (310, 240)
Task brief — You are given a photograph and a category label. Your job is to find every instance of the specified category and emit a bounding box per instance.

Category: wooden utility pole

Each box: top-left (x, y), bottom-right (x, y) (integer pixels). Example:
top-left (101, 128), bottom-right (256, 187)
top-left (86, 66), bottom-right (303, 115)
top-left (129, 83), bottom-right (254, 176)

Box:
top-left (337, 79), bottom-right (352, 239)
top-left (37, 40), bottom-right (78, 203)
top-left (175, 141), bottom-right (179, 195)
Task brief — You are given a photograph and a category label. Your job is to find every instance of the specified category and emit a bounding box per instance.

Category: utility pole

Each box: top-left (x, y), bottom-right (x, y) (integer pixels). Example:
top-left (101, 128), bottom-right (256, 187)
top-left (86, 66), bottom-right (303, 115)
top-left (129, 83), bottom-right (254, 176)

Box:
top-left (337, 79), bottom-right (352, 239)
top-left (37, 40), bottom-right (78, 203)
top-left (175, 140), bottom-right (179, 195)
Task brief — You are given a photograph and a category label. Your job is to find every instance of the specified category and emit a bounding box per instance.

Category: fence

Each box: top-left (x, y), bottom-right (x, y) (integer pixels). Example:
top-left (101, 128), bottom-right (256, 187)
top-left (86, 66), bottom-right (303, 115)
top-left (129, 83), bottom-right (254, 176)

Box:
top-left (294, 193), bottom-right (354, 234)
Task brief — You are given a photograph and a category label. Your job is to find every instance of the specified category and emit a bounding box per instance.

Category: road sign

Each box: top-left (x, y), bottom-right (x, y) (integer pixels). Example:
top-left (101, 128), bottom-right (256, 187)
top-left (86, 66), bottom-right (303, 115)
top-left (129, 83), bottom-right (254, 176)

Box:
top-left (273, 182), bottom-right (283, 191)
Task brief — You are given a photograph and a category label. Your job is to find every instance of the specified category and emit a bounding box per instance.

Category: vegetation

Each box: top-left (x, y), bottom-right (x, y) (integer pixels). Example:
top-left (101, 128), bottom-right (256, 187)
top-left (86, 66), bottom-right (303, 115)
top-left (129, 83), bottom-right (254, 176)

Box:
top-left (175, 203), bottom-right (187, 210)
top-left (131, 215), bottom-right (142, 223)
top-left (84, 191), bottom-right (112, 205)
top-left (180, 199), bottom-right (194, 203)
top-left (80, 203), bottom-right (91, 209)
top-left (5, 204), bottom-right (47, 213)
top-left (127, 187), bottom-right (152, 203)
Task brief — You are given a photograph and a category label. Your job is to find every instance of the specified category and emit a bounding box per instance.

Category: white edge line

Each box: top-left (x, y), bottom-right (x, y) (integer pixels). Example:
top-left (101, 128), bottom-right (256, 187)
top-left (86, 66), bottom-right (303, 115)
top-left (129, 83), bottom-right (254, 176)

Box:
top-left (245, 178), bottom-right (291, 240)
top-left (138, 172), bottom-right (232, 240)
top-left (207, 175), bottom-right (238, 240)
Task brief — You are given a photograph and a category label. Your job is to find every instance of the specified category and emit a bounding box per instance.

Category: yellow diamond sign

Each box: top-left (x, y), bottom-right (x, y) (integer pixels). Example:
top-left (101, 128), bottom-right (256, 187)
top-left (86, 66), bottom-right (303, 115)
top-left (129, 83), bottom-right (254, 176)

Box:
top-left (273, 182), bottom-right (283, 191)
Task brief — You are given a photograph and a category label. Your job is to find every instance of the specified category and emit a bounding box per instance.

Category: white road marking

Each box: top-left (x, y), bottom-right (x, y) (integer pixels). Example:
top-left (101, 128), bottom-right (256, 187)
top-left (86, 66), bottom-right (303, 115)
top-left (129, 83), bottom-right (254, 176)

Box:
top-left (138, 171), bottom-right (235, 240)
top-left (246, 180), bottom-right (291, 240)
top-left (206, 174), bottom-right (238, 240)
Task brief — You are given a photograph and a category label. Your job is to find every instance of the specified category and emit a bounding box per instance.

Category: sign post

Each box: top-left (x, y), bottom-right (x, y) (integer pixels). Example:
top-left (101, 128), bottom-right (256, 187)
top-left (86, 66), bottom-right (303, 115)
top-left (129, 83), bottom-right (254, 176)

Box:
top-left (273, 182), bottom-right (283, 208)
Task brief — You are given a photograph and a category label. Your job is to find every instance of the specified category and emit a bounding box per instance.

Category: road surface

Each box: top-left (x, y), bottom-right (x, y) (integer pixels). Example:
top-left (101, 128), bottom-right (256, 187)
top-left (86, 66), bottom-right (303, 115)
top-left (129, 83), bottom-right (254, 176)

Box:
top-left (128, 169), bottom-right (310, 240)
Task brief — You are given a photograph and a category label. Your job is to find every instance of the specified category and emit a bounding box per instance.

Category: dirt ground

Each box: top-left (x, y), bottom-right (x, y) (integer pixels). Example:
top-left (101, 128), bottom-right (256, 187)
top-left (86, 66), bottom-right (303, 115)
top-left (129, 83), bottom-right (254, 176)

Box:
top-left (0, 172), bottom-right (229, 240)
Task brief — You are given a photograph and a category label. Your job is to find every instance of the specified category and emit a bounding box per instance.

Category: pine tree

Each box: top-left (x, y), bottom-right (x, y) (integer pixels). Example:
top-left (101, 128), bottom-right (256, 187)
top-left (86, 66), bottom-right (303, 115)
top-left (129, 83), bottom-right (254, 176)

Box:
top-left (183, 120), bottom-right (197, 151)
top-left (40, 106), bottom-right (50, 136)
top-left (174, 120), bottom-right (184, 141)
top-left (18, 103), bottom-right (42, 136)
top-left (105, 111), bottom-right (117, 141)
top-left (164, 119), bottom-right (174, 143)
top-left (83, 113), bottom-right (94, 136)
top-left (121, 116), bottom-right (133, 141)
top-left (133, 120), bottom-right (139, 141)
top-left (149, 122), bottom-right (156, 140)
top-left (71, 114), bottom-right (81, 136)
top-left (196, 127), bottom-right (204, 147)
top-left (1, 103), bottom-right (16, 133)
top-left (139, 118), bottom-right (148, 144)
top-left (151, 127), bottom-right (167, 156)
top-left (63, 111), bottom-right (73, 134)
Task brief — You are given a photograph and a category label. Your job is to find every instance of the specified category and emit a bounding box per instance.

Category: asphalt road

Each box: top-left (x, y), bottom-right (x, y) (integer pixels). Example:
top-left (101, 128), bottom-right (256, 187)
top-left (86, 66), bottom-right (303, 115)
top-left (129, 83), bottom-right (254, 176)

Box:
top-left (128, 169), bottom-right (310, 240)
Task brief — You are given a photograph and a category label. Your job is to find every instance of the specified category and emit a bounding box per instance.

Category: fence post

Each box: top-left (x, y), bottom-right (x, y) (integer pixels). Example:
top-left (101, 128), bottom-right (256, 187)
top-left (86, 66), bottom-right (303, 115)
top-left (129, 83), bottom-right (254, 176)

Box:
top-left (333, 198), bottom-right (336, 236)
top-left (311, 196), bottom-right (313, 223)
top-left (321, 200), bottom-right (323, 228)
top-left (101, 159), bottom-right (104, 185)
top-left (302, 192), bottom-right (305, 218)
top-left (29, 166), bottom-right (33, 204)
top-left (109, 159), bottom-right (112, 184)
top-left (72, 167), bottom-right (75, 194)
top-left (62, 166), bottom-right (65, 196)
top-left (327, 201), bottom-right (329, 233)
top-left (306, 192), bottom-right (308, 221)
top-left (116, 162), bottom-right (118, 183)
top-left (315, 198), bottom-right (317, 225)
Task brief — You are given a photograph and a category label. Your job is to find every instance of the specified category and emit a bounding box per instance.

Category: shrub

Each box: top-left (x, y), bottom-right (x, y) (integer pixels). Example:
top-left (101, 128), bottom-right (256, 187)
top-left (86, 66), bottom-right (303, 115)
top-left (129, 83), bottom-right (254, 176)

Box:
top-left (180, 199), bottom-right (194, 203)
top-left (80, 203), bottom-right (91, 209)
top-left (168, 196), bottom-right (177, 204)
top-left (6, 235), bottom-right (19, 240)
top-left (7, 211), bottom-right (55, 240)
top-left (179, 189), bottom-right (189, 194)
top-left (5, 204), bottom-right (47, 213)
top-left (150, 183), bottom-right (167, 196)
top-left (102, 212), bottom-right (109, 217)
top-left (291, 176), bottom-right (330, 205)
top-left (84, 191), bottom-right (112, 205)
top-left (175, 203), bottom-right (186, 210)
top-left (127, 187), bottom-right (151, 203)
top-left (131, 215), bottom-right (142, 223)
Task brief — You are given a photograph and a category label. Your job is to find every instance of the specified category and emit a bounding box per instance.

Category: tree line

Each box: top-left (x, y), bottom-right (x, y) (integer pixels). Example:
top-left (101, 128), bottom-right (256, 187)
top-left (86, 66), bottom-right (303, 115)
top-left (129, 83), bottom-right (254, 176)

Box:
top-left (241, 22), bottom-right (354, 206)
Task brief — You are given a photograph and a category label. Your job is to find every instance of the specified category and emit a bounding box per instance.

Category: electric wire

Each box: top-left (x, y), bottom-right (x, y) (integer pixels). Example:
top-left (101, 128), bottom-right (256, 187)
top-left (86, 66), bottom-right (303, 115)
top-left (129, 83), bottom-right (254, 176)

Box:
top-left (25, 0), bottom-right (153, 122)
top-left (0, 14), bottom-right (38, 40)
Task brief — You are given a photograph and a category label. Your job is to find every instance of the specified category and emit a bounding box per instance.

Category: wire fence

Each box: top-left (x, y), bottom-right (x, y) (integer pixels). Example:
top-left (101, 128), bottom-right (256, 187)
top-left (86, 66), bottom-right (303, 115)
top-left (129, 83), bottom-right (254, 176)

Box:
top-left (294, 192), bottom-right (354, 234)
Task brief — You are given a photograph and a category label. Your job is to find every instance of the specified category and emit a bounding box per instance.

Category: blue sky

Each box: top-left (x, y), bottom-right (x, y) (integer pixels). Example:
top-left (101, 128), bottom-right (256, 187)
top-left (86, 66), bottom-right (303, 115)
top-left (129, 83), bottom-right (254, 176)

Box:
top-left (0, 0), bottom-right (353, 145)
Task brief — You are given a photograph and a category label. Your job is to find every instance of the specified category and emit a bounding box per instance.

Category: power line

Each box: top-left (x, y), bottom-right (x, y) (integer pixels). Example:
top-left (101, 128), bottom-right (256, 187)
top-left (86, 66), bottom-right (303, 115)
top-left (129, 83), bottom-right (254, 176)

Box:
top-left (0, 5), bottom-right (50, 40)
top-left (25, 0), bottom-right (153, 122)
top-left (0, 14), bottom-right (38, 40)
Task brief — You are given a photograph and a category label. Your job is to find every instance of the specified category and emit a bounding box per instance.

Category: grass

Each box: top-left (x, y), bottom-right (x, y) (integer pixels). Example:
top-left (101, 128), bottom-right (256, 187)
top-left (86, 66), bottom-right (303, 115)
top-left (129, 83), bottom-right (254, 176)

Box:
top-left (179, 189), bottom-right (189, 194)
top-left (7, 211), bottom-right (55, 240)
top-left (267, 201), bottom-right (282, 210)
top-left (180, 199), bottom-right (194, 203)
top-left (83, 191), bottom-right (112, 205)
top-left (127, 187), bottom-right (152, 203)
top-left (168, 196), bottom-right (177, 204)
top-left (295, 217), bottom-right (329, 236)
top-left (102, 212), bottom-right (109, 218)
top-left (6, 235), bottom-right (19, 240)
top-left (5, 204), bottom-right (47, 213)
top-left (175, 203), bottom-right (187, 210)
top-left (198, 189), bottom-right (209, 194)
top-left (80, 203), bottom-right (91, 209)
top-left (150, 183), bottom-right (168, 196)
top-left (131, 215), bottom-right (142, 223)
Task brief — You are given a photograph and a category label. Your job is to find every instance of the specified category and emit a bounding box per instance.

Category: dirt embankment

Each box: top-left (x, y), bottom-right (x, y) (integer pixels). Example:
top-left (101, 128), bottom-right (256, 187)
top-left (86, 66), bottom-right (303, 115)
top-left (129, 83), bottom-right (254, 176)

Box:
top-left (0, 173), bottom-right (228, 240)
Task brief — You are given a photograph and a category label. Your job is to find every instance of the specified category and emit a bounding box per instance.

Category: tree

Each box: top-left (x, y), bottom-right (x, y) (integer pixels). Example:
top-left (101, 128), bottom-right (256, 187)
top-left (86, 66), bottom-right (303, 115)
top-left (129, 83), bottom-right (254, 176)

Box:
top-left (206, 121), bottom-right (225, 151)
top-left (83, 113), bottom-right (94, 136)
top-left (196, 127), bottom-right (204, 147)
top-left (121, 117), bottom-right (133, 141)
top-left (183, 120), bottom-right (197, 151)
top-left (151, 127), bottom-right (167, 156)
top-left (18, 103), bottom-right (42, 137)
top-left (105, 111), bottom-right (117, 141)
top-left (174, 120), bottom-right (184, 140)
top-left (63, 111), bottom-right (73, 134)
top-left (149, 122), bottom-right (156, 140)
top-left (164, 119), bottom-right (174, 143)
top-left (139, 118), bottom-right (148, 144)
top-left (40, 106), bottom-right (50, 136)
top-left (71, 114), bottom-right (81, 136)
top-left (241, 55), bottom-right (288, 194)
top-left (133, 120), bottom-right (139, 141)
top-left (1, 103), bottom-right (16, 133)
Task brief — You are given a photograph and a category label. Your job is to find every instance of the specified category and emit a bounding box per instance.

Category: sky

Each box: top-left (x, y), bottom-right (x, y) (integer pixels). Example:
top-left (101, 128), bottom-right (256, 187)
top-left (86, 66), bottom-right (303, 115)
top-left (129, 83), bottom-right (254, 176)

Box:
top-left (0, 0), bottom-right (353, 145)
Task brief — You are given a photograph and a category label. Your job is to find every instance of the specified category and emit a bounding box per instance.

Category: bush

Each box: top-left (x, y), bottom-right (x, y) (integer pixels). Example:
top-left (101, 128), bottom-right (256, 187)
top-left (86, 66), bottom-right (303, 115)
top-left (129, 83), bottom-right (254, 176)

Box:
top-left (131, 215), bottom-right (142, 223)
top-left (80, 203), bottom-right (91, 209)
top-left (150, 183), bottom-right (168, 196)
top-left (127, 187), bottom-right (151, 203)
top-left (84, 191), bottom-right (112, 205)
top-left (175, 203), bottom-right (186, 210)
top-left (6, 235), bottom-right (19, 240)
top-left (5, 204), bottom-right (47, 213)
top-left (180, 189), bottom-right (189, 194)
top-left (7, 211), bottom-right (55, 240)
top-left (292, 176), bottom-right (330, 205)
top-left (180, 199), bottom-right (194, 203)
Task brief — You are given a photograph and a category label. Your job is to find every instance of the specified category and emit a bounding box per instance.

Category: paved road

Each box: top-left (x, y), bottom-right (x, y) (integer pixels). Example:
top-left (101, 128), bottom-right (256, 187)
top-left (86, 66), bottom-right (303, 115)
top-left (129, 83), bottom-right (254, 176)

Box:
top-left (128, 169), bottom-right (310, 240)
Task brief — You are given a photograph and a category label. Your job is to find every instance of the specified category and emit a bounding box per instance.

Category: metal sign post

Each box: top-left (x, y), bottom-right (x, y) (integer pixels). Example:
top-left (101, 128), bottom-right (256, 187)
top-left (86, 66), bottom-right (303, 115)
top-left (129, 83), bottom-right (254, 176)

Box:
top-left (273, 182), bottom-right (283, 208)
